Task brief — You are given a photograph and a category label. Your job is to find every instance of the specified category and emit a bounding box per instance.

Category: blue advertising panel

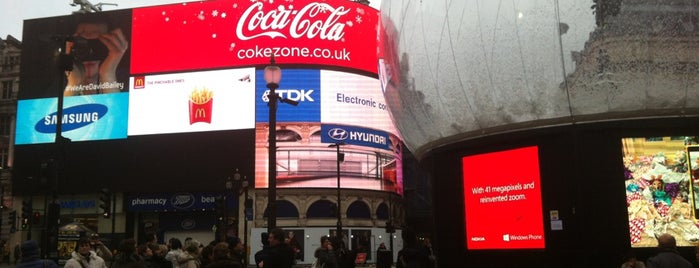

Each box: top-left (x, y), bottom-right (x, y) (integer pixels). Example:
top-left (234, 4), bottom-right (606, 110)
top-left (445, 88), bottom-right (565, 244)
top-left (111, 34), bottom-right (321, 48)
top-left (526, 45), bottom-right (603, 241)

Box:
top-left (255, 69), bottom-right (321, 123)
top-left (321, 124), bottom-right (390, 150)
top-left (126, 192), bottom-right (238, 212)
top-left (15, 93), bottom-right (129, 144)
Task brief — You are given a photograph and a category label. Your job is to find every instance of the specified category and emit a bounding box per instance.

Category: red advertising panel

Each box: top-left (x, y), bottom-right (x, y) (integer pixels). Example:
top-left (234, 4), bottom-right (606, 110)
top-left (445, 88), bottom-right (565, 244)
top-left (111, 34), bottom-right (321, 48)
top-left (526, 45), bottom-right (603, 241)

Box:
top-left (131, 0), bottom-right (379, 75)
top-left (462, 146), bottom-right (545, 250)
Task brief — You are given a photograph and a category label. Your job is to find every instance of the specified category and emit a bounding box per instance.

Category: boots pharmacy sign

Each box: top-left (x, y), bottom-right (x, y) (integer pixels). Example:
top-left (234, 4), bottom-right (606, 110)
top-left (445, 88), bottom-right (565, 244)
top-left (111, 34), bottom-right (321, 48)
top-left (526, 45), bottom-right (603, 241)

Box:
top-left (131, 0), bottom-right (379, 75)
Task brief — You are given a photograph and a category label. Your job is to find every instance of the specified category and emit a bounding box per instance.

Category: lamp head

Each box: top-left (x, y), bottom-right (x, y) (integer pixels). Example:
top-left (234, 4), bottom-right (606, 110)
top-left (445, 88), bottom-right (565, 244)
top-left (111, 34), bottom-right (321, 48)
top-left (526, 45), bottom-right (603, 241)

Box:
top-left (264, 56), bottom-right (281, 87)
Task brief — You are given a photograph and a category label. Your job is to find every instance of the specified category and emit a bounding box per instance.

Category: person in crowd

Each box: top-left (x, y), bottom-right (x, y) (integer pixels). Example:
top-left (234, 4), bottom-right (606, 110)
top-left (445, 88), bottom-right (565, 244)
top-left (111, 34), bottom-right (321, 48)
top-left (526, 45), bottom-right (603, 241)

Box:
top-left (90, 234), bottom-right (113, 262)
top-left (645, 233), bottom-right (692, 268)
top-left (287, 231), bottom-right (302, 261)
top-left (228, 236), bottom-right (245, 266)
top-left (376, 243), bottom-right (392, 268)
top-left (335, 239), bottom-right (355, 268)
top-left (137, 243), bottom-right (157, 268)
top-left (111, 238), bottom-right (143, 268)
top-left (16, 240), bottom-right (58, 268)
top-left (258, 228), bottom-right (294, 268)
top-left (314, 236), bottom-right (338, 268)
top-left (199, 244), bottom-right (215, 268)
top-left (622, 250), bottom-right (645, 268)
top-left (395, 229), bottom-right (430, 268)
top-left (254, 233), bottom-right (270, 268)
top-left (178, 239), bottom-right (200, 268)
top-left (165, 238), bottom-right (184, 268)
top-left (143, 234), bottom-right (158, 247)
top-left (205, 242), bottom-right (241, 268)
top-left (64, 237), bottom-right (108, 268)
top-left (148, 244), bottom-right (170, 268)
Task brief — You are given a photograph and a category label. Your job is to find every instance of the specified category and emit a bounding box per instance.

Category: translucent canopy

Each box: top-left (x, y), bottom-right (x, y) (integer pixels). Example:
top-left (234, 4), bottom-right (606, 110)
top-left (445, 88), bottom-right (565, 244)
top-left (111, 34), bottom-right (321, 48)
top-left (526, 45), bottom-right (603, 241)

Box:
top-left (380, 0), bottom-right (699, 159)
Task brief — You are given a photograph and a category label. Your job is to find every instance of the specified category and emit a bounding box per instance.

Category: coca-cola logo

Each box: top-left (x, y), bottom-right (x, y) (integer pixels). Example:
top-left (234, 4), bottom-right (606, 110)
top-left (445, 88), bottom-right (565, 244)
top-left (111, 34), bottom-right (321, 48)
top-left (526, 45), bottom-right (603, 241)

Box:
top-left (236, 2), bottom-right (350, 41)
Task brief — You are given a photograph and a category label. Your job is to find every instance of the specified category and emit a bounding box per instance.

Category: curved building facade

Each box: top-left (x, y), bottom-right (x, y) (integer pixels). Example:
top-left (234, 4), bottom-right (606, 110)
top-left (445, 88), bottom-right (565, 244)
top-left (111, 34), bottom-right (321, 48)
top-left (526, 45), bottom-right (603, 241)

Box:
top-left (380, 0), bottom-right (699, 266)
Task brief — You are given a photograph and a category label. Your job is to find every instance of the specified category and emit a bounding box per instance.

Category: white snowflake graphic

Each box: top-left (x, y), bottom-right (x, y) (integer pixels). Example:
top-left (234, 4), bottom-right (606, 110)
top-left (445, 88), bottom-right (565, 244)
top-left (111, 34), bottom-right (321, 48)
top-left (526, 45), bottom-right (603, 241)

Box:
top-left (233, 3), bottom-right (238, 8)
top-left (161, 11), bottom-right (166, 16)
top-left (356, 8), bottom-right (365, 15)
top-left (346, 21), bottom-right (353, 27)
top-left (183, 21), bottom-right (187, 25)
top-left (221, 13), bottom-right (227, 18)
top-left (212, 10), bottom-right (219, 17)
top-left (269, 0), bottom-right (274, 4)
top-left (165, 17), bottom-right (170, 22)
top-left (212, 33), bottom-right (217, 38)
top-left (198, 11), bottom-right (206, 21)
top-left (355, 15), bottom-right (362, 24)
top-left (229, 43), bottom-right (236, 51)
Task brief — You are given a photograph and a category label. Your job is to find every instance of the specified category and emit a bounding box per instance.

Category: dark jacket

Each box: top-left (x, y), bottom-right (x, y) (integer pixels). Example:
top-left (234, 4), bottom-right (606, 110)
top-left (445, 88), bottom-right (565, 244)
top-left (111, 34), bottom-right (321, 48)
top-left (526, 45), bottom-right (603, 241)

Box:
top-left (16, 259), bottom-right (59, 268)
top-left (646, 250), bottom-right (692, 268)
top-left (263, 243), bottom-right (295, 268)
top-left (314, 247), bottom-right (338, 268)
top-left (204, 257), bottom-right (242, 268)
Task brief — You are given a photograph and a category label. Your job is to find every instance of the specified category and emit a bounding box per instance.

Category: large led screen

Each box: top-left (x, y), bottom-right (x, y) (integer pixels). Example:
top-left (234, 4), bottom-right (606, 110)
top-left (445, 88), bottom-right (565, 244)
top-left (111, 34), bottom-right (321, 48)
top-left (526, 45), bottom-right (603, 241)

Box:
top-left (128, 68), bottom-right (255, 136)
top-left (622, 136), bottom-right (699, 247)
top-left (462, 146), bottom-right (545, 250)
top-left (14, 0), bottom-right (397, 195)
top-left (254, 70), bottom-right (403, 194)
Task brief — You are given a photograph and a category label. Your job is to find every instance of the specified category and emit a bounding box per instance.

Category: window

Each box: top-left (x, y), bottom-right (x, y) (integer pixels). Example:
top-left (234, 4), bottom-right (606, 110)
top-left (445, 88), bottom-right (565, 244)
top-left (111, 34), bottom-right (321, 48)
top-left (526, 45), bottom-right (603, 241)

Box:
top-left (0, 116), bottom-right (9, 136)
top-left (0, 148), bottom-right (7, 168)
top-left (1, 80), bottom-right (12, 99)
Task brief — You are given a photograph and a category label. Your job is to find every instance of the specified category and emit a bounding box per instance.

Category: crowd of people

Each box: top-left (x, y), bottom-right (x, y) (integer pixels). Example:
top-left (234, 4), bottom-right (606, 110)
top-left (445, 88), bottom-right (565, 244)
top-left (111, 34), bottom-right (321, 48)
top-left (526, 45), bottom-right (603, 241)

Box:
top-left (7, 227), bottom-right (443, 268)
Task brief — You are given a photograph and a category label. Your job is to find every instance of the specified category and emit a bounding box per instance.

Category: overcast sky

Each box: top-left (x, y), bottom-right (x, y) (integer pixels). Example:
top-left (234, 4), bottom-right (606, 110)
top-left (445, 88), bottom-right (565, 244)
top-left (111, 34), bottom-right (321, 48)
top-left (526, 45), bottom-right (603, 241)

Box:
top-left (1, 0), bottom-right (381, 41)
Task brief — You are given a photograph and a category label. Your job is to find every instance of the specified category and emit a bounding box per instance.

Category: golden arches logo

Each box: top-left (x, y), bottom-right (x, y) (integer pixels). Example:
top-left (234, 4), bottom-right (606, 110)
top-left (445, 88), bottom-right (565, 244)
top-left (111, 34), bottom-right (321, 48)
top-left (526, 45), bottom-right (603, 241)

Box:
top-left (194, 108), bottom-right (206, 118)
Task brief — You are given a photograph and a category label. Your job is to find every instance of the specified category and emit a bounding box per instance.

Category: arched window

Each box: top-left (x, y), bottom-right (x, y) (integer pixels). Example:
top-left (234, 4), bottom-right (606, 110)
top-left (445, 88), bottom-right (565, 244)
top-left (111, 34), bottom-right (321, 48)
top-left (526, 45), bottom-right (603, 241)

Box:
top-left (263, 200), bottom-right (299, 218)
top-left (376, 203), bottom-right (389, 220)
top-left (346, 201), bottom-right (371, 219)
top-left (307, 200), bottom-right (337, 218)
top-left (276, 129), bottom-right (302, 142)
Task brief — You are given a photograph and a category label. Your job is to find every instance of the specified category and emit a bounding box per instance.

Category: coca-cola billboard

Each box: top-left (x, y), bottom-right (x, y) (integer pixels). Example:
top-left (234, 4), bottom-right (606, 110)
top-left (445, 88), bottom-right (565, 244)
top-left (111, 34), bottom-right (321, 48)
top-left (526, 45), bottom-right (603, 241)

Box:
top-left (131, 0), bottom-right (379, 75)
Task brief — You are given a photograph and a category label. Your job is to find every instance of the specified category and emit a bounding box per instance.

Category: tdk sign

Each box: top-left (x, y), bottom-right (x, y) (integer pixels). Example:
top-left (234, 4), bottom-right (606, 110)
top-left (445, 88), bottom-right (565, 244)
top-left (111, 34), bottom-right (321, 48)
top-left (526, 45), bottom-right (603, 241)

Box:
top-left (261, 89), bottom-right (315, 103)
top-left (321, 124), bottom-right (390, 150)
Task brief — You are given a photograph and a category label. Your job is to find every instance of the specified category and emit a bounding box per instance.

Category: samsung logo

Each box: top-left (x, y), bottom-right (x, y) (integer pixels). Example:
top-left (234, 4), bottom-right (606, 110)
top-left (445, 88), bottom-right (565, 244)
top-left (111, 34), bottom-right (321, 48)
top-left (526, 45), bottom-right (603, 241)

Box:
top-left (328, 128), bottom-right (349, 141)
top-left (35, 104), bottom-right (108, 133)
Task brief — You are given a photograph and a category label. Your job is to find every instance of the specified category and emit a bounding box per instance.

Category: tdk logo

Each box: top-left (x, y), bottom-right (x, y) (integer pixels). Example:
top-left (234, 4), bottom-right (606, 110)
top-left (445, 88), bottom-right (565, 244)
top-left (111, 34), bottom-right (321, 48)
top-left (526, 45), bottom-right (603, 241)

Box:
top-left (35, 104), bottom-right (107, 133)
top-left (328, 128), bottom-right (349, 141)
top-left (262, 89), bottom-right (315, 102)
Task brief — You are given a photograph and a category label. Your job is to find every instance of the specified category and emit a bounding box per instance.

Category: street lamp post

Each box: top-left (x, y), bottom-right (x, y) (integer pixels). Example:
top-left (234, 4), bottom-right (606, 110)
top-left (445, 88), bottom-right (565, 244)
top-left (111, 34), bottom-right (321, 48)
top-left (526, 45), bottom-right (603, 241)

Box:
top-left (264, 57), bottom-right (281, 231)
top-left (264, 56), bottom-right (298, 231)
top-left (329, 142), bottom-right (345, 236)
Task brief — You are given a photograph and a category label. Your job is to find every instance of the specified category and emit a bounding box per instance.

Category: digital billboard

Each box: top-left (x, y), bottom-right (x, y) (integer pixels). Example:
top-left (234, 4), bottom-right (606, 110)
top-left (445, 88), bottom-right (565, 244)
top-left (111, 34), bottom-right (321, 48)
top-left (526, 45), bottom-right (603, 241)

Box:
top-left (128, 68), bottom-right (256, 136)
top-left (253, 69), bottom-right (402, 194)
top-left (622, 136), bottom-right (699, 247)
top-left (462, 146), bottom-right (545, 250)
top-left (14, 0), bottom-right (395, 194)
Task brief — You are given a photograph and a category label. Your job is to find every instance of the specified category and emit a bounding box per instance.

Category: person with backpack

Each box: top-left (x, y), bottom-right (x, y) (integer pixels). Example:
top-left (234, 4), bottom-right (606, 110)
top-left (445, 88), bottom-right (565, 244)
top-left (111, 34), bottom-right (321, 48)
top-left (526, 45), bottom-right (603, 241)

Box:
top-left (16, 240), bottom-right (58, 268)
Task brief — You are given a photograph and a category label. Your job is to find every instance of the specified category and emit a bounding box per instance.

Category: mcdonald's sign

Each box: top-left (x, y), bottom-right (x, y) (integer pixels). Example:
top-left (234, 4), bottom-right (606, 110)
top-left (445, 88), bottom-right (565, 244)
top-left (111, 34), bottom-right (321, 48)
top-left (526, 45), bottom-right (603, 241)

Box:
top-left (134, 76), bottom-right (146, 89)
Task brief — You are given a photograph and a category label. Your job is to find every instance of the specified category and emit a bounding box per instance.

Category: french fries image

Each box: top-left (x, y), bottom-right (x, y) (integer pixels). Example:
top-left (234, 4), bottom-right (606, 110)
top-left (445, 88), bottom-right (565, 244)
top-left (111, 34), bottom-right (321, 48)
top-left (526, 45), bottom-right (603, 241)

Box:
top-left (189, 87), bottom-right (213, 104)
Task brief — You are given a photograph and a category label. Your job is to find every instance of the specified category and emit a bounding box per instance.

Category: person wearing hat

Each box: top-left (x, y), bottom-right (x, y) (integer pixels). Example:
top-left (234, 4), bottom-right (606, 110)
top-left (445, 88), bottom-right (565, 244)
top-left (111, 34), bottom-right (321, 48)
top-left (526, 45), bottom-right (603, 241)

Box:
top-left (16, 240), bottom-right (58, 268)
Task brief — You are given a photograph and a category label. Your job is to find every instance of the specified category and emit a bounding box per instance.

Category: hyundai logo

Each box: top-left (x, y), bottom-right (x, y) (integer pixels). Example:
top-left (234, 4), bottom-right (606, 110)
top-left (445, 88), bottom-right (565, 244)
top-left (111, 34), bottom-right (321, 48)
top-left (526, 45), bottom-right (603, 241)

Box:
top-left (328, 128), bottom-right (349, 141)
